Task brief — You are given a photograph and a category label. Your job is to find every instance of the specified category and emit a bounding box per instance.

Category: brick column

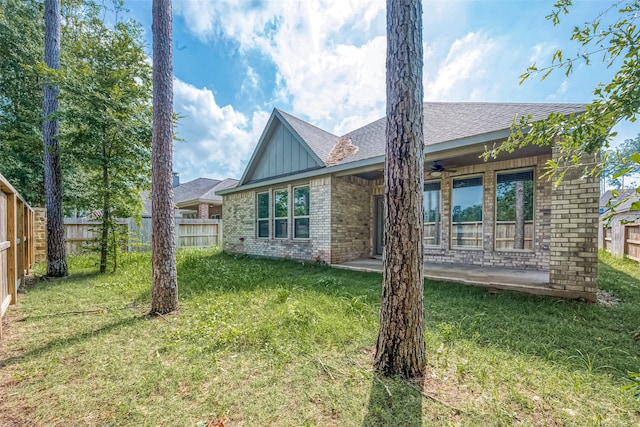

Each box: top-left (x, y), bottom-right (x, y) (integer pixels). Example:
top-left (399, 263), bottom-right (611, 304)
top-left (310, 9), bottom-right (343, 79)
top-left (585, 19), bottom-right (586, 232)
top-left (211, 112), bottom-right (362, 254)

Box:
top-left (549, 149), bottom-right (599, 301)
top-left (33, 207), bottom-right (47, 263)
top-left (197, 203), bottom-right (209, 219)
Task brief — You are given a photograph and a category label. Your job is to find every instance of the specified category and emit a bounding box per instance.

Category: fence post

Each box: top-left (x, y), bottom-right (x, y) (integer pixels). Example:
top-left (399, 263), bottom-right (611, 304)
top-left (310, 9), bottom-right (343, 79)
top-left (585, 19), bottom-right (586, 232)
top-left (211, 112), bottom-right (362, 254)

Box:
top-left (218, 220), bottom-right (222, 247)
top-left (6, 192), bottom-right (17, 305)
top-left (175, 219), bottom-right (181, 249)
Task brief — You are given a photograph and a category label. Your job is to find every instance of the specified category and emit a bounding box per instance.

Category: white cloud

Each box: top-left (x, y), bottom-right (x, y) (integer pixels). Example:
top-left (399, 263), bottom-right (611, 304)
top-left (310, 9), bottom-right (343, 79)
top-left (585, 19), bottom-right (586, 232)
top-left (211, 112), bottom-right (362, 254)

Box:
top-left (171, 1), bottom-right (535, 179)
top-left (424, 32), bottom-right (499, 101)
top-left (175, 0), bottom-right (387, 134)
top-left (173, 79), bottom-right (268, 181)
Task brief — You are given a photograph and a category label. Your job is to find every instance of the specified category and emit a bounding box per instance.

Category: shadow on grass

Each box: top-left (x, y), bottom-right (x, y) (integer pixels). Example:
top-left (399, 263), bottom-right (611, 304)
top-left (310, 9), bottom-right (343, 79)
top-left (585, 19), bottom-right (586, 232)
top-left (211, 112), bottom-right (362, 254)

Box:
top-left (362, 376), bottom-right (422, 426)
top-left (21, 271), bottom-right (103, 293)
top-left (0, 315), bottom-right (145, 369)
top-left (173, 250), bottom-right (640, 376)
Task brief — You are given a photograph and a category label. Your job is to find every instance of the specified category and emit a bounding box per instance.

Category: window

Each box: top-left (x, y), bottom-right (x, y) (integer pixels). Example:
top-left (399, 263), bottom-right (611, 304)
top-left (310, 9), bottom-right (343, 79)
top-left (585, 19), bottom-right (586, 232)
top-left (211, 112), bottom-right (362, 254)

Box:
top-left (451, 176), bottom-right (483, 248)
top-left (257, 192), bottom-right (270, 238)
top-left (273, 188), bottom-right (289, 238)
top-left (423, 181), bottom-right (441, 246)
top-left (293, 186), bottom-right (310, 239)
top-left (255, 185), bottom-right (311, 239)
top-left (496, 170), bottom-right (534, 250)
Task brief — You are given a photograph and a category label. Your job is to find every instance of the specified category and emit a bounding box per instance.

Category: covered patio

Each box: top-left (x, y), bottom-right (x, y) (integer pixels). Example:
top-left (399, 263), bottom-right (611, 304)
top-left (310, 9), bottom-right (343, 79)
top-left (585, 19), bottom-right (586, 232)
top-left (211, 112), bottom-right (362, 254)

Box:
top-left (330, 259), bottom-right (571, 299)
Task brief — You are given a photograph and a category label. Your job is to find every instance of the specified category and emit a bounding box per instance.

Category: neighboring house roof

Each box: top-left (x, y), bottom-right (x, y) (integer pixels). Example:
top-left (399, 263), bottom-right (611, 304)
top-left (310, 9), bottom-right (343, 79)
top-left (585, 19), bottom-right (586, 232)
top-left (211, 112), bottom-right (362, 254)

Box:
top-left (227, 102), bottom-right (585, 192)
top-left (600, 189), bottom-right (640, 217)
top-left (201, 178), bottom-right (240, 203)
top-left (174, 178), bottom-right (221, 205)
top-left (142, 177), bottom-right (240, 216)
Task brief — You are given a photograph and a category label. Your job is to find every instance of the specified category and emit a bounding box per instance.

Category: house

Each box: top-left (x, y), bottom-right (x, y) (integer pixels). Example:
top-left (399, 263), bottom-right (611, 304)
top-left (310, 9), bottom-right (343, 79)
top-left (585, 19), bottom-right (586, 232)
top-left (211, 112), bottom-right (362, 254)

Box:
top-left (218, 103), bottom-right (600, 301)
top-left (142, 176), bottom-right (239, 219)
top-left (599, 188), bottom-right (640, 260)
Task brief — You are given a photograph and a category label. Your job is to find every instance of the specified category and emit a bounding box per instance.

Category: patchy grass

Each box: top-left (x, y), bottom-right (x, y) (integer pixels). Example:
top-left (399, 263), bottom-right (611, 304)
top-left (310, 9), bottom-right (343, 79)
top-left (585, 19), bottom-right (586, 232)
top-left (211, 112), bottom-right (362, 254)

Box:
top-left (1, 249), bottom-right (639, 426)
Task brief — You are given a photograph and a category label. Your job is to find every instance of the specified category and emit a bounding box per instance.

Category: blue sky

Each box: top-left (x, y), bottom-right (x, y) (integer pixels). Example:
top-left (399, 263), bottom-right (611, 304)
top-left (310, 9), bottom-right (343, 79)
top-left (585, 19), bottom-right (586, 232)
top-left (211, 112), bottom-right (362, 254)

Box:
top-left (123, 0), bottom-right (638, 184)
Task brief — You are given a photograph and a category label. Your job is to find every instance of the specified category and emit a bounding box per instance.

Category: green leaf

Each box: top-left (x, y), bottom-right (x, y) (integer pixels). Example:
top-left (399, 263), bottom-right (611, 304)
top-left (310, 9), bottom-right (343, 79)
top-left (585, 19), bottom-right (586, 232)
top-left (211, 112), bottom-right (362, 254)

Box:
top-left (630, 153), bottom-right (640, 164)
top-left (612, 167), bottom-right (633, 179)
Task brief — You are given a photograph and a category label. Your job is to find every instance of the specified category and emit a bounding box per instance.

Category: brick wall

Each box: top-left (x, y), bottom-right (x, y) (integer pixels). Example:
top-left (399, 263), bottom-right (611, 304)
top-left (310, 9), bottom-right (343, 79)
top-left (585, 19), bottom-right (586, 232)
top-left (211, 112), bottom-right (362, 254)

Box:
top-left (33, 207), bottom-right (46, 263)
top-left (549, 150), bottom-right (599, 301)
top-left (223, 151), bottom-right (600, 300)
top-left (331, 176), bottom-right (372, 263)
top-left (222, 177), bottom-right (332, 262)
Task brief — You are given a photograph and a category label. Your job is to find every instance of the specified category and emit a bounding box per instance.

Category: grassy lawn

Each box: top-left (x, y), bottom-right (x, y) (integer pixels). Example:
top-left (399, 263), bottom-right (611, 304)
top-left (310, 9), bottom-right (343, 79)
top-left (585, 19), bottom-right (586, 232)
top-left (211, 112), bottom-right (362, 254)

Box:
top-left (1, 249), bottom-right (639, 426)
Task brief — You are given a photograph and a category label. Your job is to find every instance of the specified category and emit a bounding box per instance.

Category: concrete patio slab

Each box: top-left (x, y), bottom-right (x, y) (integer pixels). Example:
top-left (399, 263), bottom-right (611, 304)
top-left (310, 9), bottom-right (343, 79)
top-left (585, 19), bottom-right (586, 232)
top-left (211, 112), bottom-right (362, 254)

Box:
top-left (332, 258), bottom-right (563, 298)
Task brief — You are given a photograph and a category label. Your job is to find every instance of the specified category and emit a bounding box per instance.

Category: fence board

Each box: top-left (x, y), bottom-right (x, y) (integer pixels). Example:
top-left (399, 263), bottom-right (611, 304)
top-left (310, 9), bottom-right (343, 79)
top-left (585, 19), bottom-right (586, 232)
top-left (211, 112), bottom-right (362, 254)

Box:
top-left (625, 224), bottom-right (640, 262)
top-left (64, 217), bottom-right (221, 253)
top-left (0, 173), bottom-right (34, 339)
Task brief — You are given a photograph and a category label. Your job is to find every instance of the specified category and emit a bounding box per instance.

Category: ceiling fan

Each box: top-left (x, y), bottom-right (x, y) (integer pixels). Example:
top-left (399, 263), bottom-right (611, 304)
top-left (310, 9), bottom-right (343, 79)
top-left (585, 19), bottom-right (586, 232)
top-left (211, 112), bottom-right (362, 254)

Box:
top-left (427, 160), bottom-right (455, 177)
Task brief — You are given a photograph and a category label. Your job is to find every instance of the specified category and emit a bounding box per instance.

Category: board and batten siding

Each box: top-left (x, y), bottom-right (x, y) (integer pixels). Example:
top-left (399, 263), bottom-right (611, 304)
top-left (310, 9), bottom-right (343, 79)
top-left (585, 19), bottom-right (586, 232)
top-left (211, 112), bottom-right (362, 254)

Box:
top-left (248, 122), bottom-right (321, 182)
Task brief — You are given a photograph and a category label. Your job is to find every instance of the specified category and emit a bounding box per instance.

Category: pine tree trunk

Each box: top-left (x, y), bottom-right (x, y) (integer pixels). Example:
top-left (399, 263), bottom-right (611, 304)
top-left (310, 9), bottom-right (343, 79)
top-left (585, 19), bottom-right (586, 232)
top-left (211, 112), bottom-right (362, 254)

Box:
top-left (99, 161), bottom-right (109, 274)
top-left (43, 0), bottom-right (67, 277)
top-left (514, 180), bottom-right (525, 249)
top-left (150, 0), bottom-right (178, 315)
top-left (374, 0), bottom-right (425, 378)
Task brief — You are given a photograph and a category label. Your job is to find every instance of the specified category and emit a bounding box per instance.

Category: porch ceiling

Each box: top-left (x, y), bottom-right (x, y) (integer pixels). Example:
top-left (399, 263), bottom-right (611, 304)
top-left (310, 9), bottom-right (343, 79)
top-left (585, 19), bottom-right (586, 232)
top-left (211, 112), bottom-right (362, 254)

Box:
top-left (353, 143), bottom-right (551, 181)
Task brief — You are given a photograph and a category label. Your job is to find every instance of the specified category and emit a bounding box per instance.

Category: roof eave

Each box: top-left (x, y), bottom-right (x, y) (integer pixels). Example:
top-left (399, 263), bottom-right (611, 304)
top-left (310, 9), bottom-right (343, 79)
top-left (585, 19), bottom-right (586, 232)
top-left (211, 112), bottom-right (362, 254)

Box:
top-left (222, 123), bottom-right (540, 196)
top-left (175, 198), bottom-right (222, 208)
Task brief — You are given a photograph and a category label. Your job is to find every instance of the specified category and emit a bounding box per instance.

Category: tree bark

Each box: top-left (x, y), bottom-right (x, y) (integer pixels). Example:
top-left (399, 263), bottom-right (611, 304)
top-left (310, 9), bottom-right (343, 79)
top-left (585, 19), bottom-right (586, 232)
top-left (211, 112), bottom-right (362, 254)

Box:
top-left (99, 157), bottom-right (109, 274)
top-left (43, 0), bottom-right (67, 277)
top-left (374, 0), bottom-right (425, 378)
top-left (150, 0), bottom-right (178, 314)
top-left (514, 180), bottom-right (525, 249)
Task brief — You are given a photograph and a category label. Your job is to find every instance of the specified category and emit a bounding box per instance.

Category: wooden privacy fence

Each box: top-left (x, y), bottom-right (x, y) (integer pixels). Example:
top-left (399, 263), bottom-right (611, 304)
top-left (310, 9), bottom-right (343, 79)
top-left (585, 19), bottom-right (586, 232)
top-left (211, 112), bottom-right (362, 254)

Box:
top-left (625, 224), bottom-right (640, 262)
top-left (600, 221), bottom-right (640, 262)
top-left (1, 173), bottom-right (34, 338)
top-left (64, 217), bottom-right (222, 254)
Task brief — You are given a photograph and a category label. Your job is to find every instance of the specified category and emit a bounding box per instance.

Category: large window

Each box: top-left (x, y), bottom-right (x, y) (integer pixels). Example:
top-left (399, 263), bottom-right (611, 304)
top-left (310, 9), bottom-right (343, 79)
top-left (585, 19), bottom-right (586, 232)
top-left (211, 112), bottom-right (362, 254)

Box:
top-left (451, 176), bottom-right (483, 248)
top-left (496, 170), bottom-right (534, 250)
top-left (293, 186), bottom-right (310, 239)
top-left (256, 192), bottom-right (270, 238)
top-left (423, 181), bottom-right (441, 246)
top-left (256, 185), bottom-right (311, 239)
top-left (273, 188), bottom-right (289, 238)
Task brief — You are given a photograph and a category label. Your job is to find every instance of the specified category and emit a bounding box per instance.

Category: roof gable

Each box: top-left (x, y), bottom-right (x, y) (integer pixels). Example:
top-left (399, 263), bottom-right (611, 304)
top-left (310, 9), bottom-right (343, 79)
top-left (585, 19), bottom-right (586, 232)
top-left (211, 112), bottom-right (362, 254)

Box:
top-left (241, 109), bottom-right (332, 184)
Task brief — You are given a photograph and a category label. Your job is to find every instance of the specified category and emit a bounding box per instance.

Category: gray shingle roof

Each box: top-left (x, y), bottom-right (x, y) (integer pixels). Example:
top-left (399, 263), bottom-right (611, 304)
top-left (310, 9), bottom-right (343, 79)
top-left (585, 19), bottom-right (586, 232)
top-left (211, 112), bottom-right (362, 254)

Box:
top-left (174, 177), bottom-right (221, 204)
top-left (333, 102), bottom-right (586, 165)
top-left (276, 109), bottom-right (338, 163)
top-left (203, 178), bottom-right (239, 202)
top-left (142, 177), bottom-right (239, 216)
top-left (600, 188), bottom-right (640, 213)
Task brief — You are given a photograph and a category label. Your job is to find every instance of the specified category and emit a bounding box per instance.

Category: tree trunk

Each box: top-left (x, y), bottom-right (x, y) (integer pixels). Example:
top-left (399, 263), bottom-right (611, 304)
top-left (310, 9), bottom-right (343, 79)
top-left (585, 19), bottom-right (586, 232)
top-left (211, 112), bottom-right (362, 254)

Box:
top-left (374, 0), bottom-right (425, 378)
top-left (514, 180), bottom-right (525, 249)
top-left (150, 0), bottom-right (178, 315)
top-left (43, 0), bottom-right (67, 277)
top-left (99, 159), bottom-right (109, 274)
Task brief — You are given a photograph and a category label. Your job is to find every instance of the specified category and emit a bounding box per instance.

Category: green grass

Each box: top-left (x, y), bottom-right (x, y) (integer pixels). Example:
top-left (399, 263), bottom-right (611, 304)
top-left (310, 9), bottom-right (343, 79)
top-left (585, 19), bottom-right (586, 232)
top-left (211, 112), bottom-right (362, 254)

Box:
top-left (1, 249), bottom-right (639, 426)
